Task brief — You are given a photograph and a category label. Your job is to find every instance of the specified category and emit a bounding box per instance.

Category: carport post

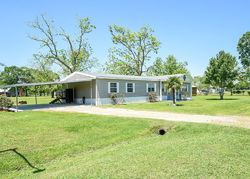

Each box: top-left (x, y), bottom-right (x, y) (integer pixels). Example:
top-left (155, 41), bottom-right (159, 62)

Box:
top-left (35, 86), bottom-right (37, 105)
top-left (159, 80), bottom-right (162, 101)
top-left (15, 86), bottom-right (18, 112)
top-left (90, 81), bottom-right (93, 105)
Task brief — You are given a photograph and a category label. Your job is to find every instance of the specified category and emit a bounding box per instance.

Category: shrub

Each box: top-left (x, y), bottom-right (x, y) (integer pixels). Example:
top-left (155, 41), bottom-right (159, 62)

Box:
top-left (236, 90), bottom-right (241, 94)
top-left (0, 96), bottom-right (13, 109)
top-left (248, 91), bottom-right (250, 96)
top-left (110, 93), bottom-right (125, 105)
top-left (148, 92), bottom-right (158, 102)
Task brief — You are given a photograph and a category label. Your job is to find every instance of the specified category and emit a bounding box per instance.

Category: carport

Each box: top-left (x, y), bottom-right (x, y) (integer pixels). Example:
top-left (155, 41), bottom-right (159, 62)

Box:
top-left (0, 74), bottom-right (96, 111)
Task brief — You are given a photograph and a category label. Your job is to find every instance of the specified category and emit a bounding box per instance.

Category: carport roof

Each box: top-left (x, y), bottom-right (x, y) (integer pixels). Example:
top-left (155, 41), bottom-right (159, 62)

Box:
top-left (0, 74), bottom-right (94, 89)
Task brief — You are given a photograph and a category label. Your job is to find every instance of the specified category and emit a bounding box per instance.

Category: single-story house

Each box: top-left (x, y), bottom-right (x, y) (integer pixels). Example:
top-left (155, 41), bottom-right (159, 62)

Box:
top-left (60, 72), bottom-right (192, 105)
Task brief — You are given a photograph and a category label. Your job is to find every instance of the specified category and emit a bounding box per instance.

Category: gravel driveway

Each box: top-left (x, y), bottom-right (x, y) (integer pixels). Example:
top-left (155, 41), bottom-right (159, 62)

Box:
top-left (32, 104), bottom-right (250, 128)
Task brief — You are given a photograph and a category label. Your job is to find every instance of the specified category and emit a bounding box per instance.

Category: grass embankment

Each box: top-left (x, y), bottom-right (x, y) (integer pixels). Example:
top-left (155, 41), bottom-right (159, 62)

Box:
top-left (0, 111), bottom-right (249, 178)
top-left (105, 95), bottom-right (250, 116)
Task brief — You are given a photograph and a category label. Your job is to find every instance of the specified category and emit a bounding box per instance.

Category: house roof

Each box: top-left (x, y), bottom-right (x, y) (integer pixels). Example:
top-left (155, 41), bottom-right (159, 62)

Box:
top-left (61, 72), bottom-right (187, 82)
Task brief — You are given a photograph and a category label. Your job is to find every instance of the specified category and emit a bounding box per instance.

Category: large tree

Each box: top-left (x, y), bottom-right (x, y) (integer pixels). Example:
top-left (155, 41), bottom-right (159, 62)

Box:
top-left (237, 31), bottom-right (250, 68)
top-left (31, 55), bottom-right (60, 96)
top-left (149, 55), bottom-right (189, 75)
top-left (205, 51), bottom-right (239, 100)
top-left (0, 66), bottom-right (34, 85)
top-left (0, 66), bottom-right (35, 96)
top-left (237, 32), bottom-right (250, 86)
top-left (105, 25), bottom-right (160, 76)
top-left (30, 15), bottom-right (97, 75)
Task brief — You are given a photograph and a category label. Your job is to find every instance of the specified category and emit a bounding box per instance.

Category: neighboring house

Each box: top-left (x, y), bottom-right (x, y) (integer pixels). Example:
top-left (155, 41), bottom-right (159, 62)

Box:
top-left (60, 72), bottom-right (192, 105)
top-left (0, 88), bottom-right (10, 96)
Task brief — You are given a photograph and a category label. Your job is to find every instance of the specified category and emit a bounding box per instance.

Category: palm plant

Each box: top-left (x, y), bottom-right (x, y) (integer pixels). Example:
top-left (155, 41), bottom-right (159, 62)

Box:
top-left (165, 77), bottom-right (183, 105)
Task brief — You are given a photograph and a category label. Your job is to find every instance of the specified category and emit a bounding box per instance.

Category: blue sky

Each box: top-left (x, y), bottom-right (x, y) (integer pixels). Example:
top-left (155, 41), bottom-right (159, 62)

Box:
top-left (0, 0), bottom-right (249, 76)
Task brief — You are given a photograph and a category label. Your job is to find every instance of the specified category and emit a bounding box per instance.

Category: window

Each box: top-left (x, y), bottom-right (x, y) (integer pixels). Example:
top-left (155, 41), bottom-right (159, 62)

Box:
top-left (126, 83), bottom-right (135, 93)
top-left (181, 84), bottom-right (189, 93)
top-left (147, 83), bottom-right (156, 92)
top-left (108, 82), bottom-right (119, 93)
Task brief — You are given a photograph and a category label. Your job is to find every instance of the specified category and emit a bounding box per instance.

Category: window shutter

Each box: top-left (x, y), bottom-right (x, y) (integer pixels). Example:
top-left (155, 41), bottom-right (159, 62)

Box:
top-left (125, 82), bottom-right (127, 93)
top-left (133, 83), bottom-right (135, 93)
top-left (146, 83), bottom-right (148, 93)
top-left (108, 82), bottom-right (110, 93)
top-left (117, 82), bottom-right (119, 93)
top-left (154, 83), bottom-right (156, 92)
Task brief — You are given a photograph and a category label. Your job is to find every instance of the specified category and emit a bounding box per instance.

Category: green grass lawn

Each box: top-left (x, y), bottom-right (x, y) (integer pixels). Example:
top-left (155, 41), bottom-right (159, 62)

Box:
top-left (105, 95), bottom-right (250, 116)
top-left (9, 96), bottom-right (53, 105)
top-left (0, 111), bottom-right (249, 178)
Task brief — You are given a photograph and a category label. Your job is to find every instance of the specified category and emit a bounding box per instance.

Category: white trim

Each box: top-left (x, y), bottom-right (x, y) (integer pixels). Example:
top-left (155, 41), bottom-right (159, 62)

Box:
top-left (108, 82), bottom-right (111, 93)
top-left (76, 72), bottom-right (96, 78)
top-left (61, 72), bottom-right (96, 81)
top-left (159, 81), bottom-right (162, 101)
top-left (95, 81), bottom-right (98, 106)
top-left (146, 83), bottom-right (156, 92)
top-left (108, 82), bottom-right (119, 93)
top-left (90, 81), bottom-right (93, 105)
top-left (126, 82), bottom-right (135, 93)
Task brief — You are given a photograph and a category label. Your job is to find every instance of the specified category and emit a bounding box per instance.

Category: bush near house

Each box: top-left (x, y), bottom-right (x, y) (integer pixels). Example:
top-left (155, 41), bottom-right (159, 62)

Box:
top-left (148, 92), bottom-right (158, 102)
top-left (110, 93), bottom-right (125, 104)
top-left (0, 95), bottom-right (13, 110)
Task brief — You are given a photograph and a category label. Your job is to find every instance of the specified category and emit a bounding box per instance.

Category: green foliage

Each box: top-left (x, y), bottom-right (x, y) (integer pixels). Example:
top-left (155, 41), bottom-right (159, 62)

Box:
top-left (165, 77), bottom-right (183, 90)
top-left (164, 77), bottom-right (183, 105)
top-left (0, 96), bottom-right (13, 109)
top-left (205, 51), bottom-right (239, 99)
top-left (105, 25), bottom-right (160, 76)
top-left (193, 75), bottom-right (209, 90)
top-left (149, 55), bottom-right (189, 75)
top-left (148, 92), bottom-right (158, 102)
top-left (30, 15), bottom-right (97, 75)
top-left (0, 65), bottom-right (59, 96)
top-left (237, 31), bottom-right (250, 68)
top-left (30, 55), bottom-right (60, 94)
top-left (0, 66), bottom-right (34, 85)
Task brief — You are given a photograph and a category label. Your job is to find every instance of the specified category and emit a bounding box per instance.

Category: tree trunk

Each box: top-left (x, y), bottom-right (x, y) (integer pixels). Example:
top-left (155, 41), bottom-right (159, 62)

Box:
top-left (219, 88), bottom-right (224, 100)
top-left (172, 87), bottom-right (176, 105)
top-left (25, 89), bottom-right (28, 97)
top-left (220, 93), bottom-right (224, 100)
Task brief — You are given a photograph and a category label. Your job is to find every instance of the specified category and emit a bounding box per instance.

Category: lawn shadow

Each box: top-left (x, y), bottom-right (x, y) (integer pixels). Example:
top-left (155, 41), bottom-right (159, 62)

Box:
top-left (206, 98), bottom-right (239, 100)
top-left (0, 148), bottom-right (45, 173)
top-left (176, 104), bottom-right (184, 106)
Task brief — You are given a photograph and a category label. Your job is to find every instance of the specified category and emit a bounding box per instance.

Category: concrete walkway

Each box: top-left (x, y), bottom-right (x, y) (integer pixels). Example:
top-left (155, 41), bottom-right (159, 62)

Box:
top-left (31, 105), bottom-right (250, 128)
